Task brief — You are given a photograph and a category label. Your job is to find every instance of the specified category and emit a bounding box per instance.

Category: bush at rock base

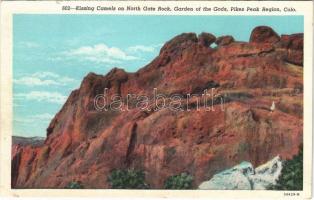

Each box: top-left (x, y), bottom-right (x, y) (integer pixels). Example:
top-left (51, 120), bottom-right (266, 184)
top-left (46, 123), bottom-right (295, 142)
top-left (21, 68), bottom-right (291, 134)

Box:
top-left (65, 181), bottom-right (84, 189)
top-left (268, 145), bottom-right (303, 190)
top-left (107, 169), bottom-right (149, 189)
top-left (164, 172), bottom-right (193, 189)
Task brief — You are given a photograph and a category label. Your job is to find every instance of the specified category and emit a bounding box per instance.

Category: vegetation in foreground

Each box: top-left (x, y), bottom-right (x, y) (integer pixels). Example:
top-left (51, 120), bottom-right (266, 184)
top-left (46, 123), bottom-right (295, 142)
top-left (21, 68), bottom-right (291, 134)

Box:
top-left (268, 145), bottom-right (303, 190)
top-left (164, 172), bottom-right (193, 189)
top-left (65, 181), bottom-right (84, 189)
top-left (108, 169), bottom-right (149, 189)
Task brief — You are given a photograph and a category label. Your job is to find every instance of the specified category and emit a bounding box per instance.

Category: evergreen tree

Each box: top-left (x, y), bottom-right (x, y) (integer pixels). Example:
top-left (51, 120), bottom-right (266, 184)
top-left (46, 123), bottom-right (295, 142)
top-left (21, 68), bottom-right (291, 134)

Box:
top-left (268, 145), bottom-right (303, 190)
top-left (108, 169), bottom-right (149, 189)
top-left (164, 172), bottom-right (193, 189)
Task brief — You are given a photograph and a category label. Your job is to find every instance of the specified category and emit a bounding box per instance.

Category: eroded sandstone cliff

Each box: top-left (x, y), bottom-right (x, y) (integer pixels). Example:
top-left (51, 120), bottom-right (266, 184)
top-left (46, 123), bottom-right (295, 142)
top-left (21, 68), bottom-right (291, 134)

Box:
top-left (12, 26), bottom-right (303, 189)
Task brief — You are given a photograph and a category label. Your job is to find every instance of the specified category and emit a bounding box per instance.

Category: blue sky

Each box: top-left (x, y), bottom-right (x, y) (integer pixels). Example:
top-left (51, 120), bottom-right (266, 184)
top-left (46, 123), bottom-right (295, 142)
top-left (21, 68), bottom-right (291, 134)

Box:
top-left (13, 15), bottom-right (303, 137)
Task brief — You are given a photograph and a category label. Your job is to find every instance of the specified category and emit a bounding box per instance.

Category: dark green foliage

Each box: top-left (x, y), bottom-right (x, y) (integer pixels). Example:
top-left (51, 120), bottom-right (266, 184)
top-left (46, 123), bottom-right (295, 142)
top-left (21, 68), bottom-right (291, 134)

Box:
top-left (108, 169), bottom-right (149, 189)
top-left (164, 172), bottom-right (193, 189)
top-left (65, 181), bottom-right (84, 189)
top-left (268, 145), bottom-right (303, 190)
top-left (237, 142), bottom-right (250, 154)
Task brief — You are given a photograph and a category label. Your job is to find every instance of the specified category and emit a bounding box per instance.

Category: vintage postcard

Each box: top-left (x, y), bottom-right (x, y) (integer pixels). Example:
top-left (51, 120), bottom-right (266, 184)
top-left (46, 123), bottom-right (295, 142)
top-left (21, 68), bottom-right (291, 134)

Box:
top-left (0, 1), bottom-right (313, 198)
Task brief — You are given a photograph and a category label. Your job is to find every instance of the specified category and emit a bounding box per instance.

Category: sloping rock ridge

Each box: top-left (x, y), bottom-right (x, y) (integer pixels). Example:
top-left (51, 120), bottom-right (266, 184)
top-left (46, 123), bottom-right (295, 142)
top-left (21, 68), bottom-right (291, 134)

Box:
top-left (198, 156), bottom-right (282, 190)
top-left (12, 26), bottom-right (303, 189)
top-left (12, 136), bottom-right (45, 148)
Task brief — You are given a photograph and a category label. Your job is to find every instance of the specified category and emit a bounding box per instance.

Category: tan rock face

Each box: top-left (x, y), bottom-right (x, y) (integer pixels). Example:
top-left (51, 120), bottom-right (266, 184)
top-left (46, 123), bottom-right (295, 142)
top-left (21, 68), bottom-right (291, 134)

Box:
top-left (12, 26), bottom-right (303, 189)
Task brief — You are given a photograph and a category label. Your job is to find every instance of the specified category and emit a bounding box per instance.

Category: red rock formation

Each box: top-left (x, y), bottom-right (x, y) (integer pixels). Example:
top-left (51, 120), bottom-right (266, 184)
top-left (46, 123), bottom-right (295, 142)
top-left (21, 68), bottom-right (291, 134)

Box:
top-left (278, 33), bottom-right (304, 65)
top-left (215, 35), bottom-right (234, 46)
top-left (12, 26), bottom-right (303, 189)
top-left (198, 32), bottom-right (216, 47)
top-left (250, 26), bottom-right (280, 44)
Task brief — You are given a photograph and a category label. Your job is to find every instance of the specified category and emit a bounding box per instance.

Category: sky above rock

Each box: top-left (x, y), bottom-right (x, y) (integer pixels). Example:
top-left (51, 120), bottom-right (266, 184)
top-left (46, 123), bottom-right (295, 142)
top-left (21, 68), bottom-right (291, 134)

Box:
top-left (13, 15), bottom-right (303, 137)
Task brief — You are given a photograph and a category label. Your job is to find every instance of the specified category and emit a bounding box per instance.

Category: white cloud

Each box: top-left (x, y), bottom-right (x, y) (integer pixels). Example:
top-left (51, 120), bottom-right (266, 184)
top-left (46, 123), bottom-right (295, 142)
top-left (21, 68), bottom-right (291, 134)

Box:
top-left (14, 91), bottom-right (67, 104)
top-left (32, 72), bottom-right (59, 79)
top-left (14, 77), bottom-right (59, 86)
top-left (63, 43), bottom-right (138, 64)
top-left (127, 44), bottom-right (165, 55)
top-left (14, 72), bottom-right (77, 87)
top-left (19, 41), bottom-right (40, 48)
top-left (13, 103), bottom-right (25, 108)
top-left (33, 113), bottom-right (54, 120)
top-left (14, 113), bottom-right (54, 124)
top-left (127, 45), bottom-right (155, 53)
top-left (14, 118), bottom-right (33, 124)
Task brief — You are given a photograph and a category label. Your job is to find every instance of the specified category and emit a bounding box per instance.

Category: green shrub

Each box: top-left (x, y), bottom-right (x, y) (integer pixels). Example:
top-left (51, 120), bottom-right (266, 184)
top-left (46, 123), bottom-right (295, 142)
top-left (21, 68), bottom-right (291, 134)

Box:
top-left (164, 172), bottom-right (193, 189)
top-left (65, 181), bottom-right (84, 189)
top-left (237, 142), bottom-right (250, 154)
top-left (268, 145), bottom-right (303, 190)
top-left (108, 169), bottom-right (149, 189)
